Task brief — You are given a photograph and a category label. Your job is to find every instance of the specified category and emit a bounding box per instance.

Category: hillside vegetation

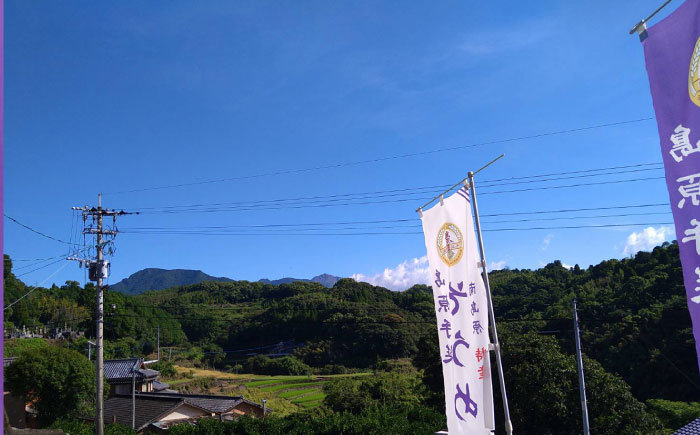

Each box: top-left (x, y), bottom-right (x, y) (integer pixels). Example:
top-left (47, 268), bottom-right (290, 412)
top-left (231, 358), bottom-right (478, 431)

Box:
top-left (4, 242), bottom-right (700, 433)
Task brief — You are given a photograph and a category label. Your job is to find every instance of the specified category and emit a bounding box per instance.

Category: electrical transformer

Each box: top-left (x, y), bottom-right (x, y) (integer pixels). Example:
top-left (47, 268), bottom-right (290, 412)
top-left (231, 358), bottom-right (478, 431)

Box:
top-left (88, 260), bottom-right (110, 282)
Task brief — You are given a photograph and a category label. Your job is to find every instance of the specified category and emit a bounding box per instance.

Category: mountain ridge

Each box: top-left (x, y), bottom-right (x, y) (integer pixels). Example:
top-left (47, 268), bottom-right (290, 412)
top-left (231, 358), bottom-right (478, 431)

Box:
top-left (109, 268), bottom-right (341, 294)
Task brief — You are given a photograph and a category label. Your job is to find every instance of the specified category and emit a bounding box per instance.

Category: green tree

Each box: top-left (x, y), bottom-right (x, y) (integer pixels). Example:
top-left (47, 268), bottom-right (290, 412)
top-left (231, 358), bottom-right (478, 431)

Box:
top-left (499, 330), bottom-right (662, 435)
top-left (323, 372), bottom-right (424, 413)
top-left (6, 346), bottom-right (97, 425)
top-left (150, 360), bottom-right (177, 378)
top-left (647, 399), bottom-right (700, 431)
top-left (169, 404), bottom-right (445, 435)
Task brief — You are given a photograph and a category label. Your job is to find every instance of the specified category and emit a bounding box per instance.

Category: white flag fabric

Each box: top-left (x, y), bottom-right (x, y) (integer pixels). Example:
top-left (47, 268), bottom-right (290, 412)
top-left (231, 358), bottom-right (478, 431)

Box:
top-left (420, 188), bottom-right (494, 435)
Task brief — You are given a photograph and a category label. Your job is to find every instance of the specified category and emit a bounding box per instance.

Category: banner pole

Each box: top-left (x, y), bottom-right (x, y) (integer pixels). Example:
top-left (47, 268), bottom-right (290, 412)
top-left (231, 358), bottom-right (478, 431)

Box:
top-left (468, 171), bottom-right (513, 435)
top-left (629, 0), bottom-right (673, 35)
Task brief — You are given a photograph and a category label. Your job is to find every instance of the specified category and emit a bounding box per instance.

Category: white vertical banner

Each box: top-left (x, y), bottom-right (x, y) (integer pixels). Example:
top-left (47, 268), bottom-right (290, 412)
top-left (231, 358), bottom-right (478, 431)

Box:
top-left (421, 188), bottom-right (494, 435)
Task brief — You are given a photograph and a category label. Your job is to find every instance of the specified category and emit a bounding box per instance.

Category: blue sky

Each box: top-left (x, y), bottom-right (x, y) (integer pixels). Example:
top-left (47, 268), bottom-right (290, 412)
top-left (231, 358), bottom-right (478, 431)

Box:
top-left (4, 1), bottom-right (682, 290)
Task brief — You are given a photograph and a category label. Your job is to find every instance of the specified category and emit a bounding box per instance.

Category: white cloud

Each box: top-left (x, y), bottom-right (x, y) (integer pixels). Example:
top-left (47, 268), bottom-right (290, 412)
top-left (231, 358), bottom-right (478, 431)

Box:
top-left (542, 234), bottom-right (554, 251)
top-left (622, 226), bottom-right (674, 256)
top-left (352, 256), bottom-right (431, 291)
top-left (562, 263), bottom-right (574, 270)
top-left (489, 260), bottom-right (506, 271)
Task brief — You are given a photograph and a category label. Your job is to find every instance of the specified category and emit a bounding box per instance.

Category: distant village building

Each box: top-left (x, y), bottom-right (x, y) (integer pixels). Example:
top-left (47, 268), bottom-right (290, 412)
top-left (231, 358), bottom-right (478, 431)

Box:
top-left (5, 355), bottom-right (267, 432)
top-left (103, 358), bottom-right (164, 395)
top-left (92, 392), bottom-right (266, 433)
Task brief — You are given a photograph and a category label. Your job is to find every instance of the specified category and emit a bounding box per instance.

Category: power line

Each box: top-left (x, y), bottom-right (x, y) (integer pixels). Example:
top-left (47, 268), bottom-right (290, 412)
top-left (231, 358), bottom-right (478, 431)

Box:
top-left (15, 258), bottom-right (69, 277)
top-left (4, 254), bottom-right (70, 262)
top-left (4, 214), bottom-right (73, 245)
top-left (9, 247), bottom-right (90, 275)
top-left (4, 260), bottom-right (72, 311)
top-left (128, 175), bottom-right (665, 215)
top-left (106, 118), bottom-right (655, 195)
top-left (120, 203), bottom-right (671, 233)
top-left (65, 311), bottom-right (669, 328)
top-left (122, 162), bottom-right (664, 214)
top-left (121, 221), bottom-right (674, 237)
top-left (121, 210), bottom-right (672, 233)
top-left (12, 256), bottom-right (71, 272)
top-left (481, 203), bottom-right (669, 217)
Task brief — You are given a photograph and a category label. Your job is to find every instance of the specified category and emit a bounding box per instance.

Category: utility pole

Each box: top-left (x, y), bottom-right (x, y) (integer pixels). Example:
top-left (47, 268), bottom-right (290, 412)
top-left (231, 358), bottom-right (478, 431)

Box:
top-left (573, 299), bottom-right (590, 435)
top-left (132, 363), bottom-right (136, 430)
top-left (69, 194), bottom-right (137, 435)
top-left (157, 326), bottom-right (160, 360)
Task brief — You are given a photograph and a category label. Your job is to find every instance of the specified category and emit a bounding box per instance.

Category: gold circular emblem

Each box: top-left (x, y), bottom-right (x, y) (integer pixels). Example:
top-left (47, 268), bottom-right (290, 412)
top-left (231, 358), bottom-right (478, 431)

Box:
top-left (436, 222), bottom-right (464, 267)
top-left (689, 36), bottom-right (700, 108)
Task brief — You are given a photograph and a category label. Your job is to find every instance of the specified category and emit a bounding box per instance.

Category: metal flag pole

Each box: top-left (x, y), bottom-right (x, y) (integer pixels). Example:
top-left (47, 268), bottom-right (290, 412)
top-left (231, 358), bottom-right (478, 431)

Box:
top-left (416, 154), bottom-right (505, 214)
top-left (572, 299), bottom-right (590, 435)
top-left (467, 170), bottom-right (513, 435)
top-left (629, 0), bottom-right (673, 38)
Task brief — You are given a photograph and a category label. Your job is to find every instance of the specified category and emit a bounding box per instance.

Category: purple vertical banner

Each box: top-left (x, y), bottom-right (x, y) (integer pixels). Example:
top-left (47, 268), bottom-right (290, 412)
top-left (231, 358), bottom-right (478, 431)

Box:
top-left (1, 0), bottom-right (5, 420)
top-left (643, 0), bottom-right (700, 373)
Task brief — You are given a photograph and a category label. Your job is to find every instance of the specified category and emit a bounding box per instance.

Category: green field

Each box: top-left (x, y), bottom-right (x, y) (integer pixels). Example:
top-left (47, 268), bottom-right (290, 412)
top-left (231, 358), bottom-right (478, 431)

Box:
top-left (292, 393), bottom-right (326, 404)
top-left (260, 381), bottom-right (326, 392)
top-left (277, 388), bottom-right (318, 399)
top-left (244, 379), bottom-right (285, 388)
top-left (172, 365), bottom-right (364, 413)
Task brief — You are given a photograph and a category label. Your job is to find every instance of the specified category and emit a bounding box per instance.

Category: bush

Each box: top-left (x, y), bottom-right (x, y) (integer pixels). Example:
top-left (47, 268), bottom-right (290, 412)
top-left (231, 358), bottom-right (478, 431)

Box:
top-left (104, 337), bottom-right (139, 359)
top-left (323, 372), bottom-right (425, 413)
top-left (6, 346), bottom-right (96, 425)
top-left (150, 360), bottom-right (177, 378)
top-left (4, 338), bottom-right (48, 357)
top-left (168, 404), bottom-right (445, 434)
top-left (647, 399), bottom-right (700, 430)
top-left (51, 418), bottom-right (134, 435)
top-left (243, 355), bottom-right (311, 375)
top-left (319, 364), bottom-right (347, 375)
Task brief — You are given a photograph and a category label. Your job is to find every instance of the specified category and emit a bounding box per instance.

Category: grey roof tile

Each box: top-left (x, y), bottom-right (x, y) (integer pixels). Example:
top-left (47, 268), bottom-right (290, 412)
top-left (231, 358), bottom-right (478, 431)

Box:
top-left (676, 417), bottom-right (700, 434)
top-left (134, 392), bottom-right (256, 414)
top-left (103, 359), bottom-right (140, 380)
top-left (97, 395), bottom-right (184, 431)
top-left (103, 359), bottom-right (159, 384)
top-left (152, 380), bottom-right (170, 391)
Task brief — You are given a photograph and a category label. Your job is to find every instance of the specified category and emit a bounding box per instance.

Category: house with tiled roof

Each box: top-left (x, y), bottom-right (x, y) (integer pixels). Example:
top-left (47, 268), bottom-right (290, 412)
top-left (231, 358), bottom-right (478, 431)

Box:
top-left (91, 392), bottom-right (267, 433)
top-left (675, 417), bottom-right (700, 434)
top-left (103, 358), bottom-right (160, 396)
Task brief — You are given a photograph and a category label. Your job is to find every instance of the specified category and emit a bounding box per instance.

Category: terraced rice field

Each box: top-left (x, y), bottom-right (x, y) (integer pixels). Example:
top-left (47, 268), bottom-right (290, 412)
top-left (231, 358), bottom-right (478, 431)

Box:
top-left (277, 388), bottom-right (317, 399)
top-left (172, 366), bottom-right (371, 414)
top-left (245, 377), bottom-right (328, 408)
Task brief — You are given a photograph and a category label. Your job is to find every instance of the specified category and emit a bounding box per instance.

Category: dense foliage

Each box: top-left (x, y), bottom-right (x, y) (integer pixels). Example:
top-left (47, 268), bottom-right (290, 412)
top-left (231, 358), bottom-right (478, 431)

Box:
top-left (323, 372), bottom-right (425, 413)
top-left (50, 419), bottom-right (134, 435)
top-left (4, 255), bottom-right (186, 346)
top-left (168, 404), bottom-right (445, 435)
top-left (5, 346), bottom-right (97, 425)
top-left (243, 355), bottom-right (312, 376)
top-left (489, 243), bottom-right (699, 402)
top-left (647, 399), bottom-right (700, 430)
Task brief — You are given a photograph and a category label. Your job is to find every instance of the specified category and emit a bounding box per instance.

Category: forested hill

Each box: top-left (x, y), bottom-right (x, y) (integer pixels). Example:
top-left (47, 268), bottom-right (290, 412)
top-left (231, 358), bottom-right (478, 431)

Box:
top-left (259, 273), bottom-right (341, 287)
top-left (4, 242), bottom-right (699, 421)
top-left (108, 268), bottom-right (341, 295)
top-left (108, 268), bottom-right (235, 294)
top-left (488, 241), bottom-right (697, 401)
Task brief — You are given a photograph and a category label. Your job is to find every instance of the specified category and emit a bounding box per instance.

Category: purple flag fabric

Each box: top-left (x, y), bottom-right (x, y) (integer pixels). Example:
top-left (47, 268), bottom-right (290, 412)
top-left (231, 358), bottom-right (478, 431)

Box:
top-left (643, 0), bottom-right (700, 373)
